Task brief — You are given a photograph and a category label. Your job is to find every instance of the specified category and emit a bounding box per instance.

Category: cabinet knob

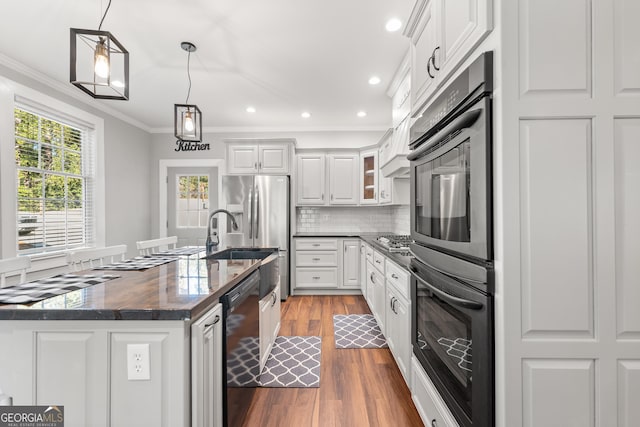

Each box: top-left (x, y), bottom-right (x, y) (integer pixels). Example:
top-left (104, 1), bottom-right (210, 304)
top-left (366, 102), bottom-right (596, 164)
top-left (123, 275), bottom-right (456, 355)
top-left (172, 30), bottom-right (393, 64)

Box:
top-left (391, 273), bottom-right (399, 279)
top-left (331, 194), bottom-right (334, 201)
top-left (259, 161), bottom-right (262, 169)
top-left (254, 162), bottom-right (258, 169)
top-left (321, 193), bottom-right (324, 200)
top-left (431, 420), bottom-right (438, 427)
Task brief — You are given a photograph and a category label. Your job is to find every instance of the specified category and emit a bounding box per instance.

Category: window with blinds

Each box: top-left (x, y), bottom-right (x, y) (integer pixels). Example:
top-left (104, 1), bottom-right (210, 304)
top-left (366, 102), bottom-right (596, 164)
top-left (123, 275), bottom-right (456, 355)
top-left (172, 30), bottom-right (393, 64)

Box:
top-left (14, 107), bottom-right (96, 254)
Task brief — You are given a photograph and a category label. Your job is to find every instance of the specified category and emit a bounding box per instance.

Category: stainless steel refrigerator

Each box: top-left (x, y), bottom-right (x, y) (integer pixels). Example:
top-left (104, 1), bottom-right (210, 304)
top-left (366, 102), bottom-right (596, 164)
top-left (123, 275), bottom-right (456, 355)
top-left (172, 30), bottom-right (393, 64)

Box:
top-left (221, 175), bottom-right (290, 300)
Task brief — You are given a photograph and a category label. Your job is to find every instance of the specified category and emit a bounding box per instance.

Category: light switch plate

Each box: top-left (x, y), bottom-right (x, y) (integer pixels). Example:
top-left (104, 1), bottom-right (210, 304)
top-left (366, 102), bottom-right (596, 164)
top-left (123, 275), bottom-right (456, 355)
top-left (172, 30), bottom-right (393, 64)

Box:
top-left (127, 343), bottom-right (150, 380)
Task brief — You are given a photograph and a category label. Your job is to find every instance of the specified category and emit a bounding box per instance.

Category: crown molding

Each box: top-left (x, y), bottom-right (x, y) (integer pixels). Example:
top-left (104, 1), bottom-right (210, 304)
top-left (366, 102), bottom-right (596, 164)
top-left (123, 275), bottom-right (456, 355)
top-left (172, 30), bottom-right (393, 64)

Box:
top-left (0, 52), bottom-right (151, 133)
top-left (150, 125), bottom-right (389, 134)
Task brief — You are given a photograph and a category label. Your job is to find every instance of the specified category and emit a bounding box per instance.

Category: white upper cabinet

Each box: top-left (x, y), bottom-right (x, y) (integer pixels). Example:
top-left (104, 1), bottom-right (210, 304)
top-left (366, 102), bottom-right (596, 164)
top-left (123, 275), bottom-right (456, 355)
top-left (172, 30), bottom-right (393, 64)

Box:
top-left (382, 55), bottom-right (412, 179)
top-left (296, 153), bottom-right (326, 205)
top-left (328, 153), bottom-right (359, 205)
top-left (226, 140), bottom-right (292, 174)
top-left (406, 0), bottom-right (493, 113)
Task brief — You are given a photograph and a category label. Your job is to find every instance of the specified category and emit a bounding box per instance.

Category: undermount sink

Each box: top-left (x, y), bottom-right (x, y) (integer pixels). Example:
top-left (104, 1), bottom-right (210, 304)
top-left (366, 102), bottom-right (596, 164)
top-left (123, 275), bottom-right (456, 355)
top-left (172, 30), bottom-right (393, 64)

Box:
top-left (207, 248), bottom-right (275, 260)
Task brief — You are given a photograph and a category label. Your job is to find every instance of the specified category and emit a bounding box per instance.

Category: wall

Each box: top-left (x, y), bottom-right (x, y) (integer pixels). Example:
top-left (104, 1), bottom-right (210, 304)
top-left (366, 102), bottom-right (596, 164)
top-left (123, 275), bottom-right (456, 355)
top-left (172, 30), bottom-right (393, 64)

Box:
top-left (149, 129), bottom-right (385, 236)
top-left (0, 61), bottom-right (152, 260)
top-left (296, 205), bottom-right (409, 234)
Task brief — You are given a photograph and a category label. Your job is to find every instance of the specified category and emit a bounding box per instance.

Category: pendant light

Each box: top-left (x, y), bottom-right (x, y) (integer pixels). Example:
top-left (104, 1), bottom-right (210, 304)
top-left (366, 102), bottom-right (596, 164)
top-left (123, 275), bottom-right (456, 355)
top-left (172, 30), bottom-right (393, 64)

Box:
top-left (70, 0), bottom-right (129, 100)
top-left (174, 42), bottom-right (202, 142)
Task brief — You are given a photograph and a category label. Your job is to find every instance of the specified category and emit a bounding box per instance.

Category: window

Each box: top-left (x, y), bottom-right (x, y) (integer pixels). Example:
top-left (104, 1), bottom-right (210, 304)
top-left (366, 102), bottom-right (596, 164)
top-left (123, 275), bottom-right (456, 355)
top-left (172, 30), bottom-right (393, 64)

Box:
top-left (176, 174), bottom-right (209, 228)
top-left (14, 107), bottom-right (96, 254)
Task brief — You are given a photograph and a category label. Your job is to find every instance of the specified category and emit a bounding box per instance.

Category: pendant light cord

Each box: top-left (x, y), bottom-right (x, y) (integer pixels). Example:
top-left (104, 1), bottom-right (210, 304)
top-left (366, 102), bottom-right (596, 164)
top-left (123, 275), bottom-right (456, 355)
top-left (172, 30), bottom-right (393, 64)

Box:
top-left (185, 50), bottom-right (192, 104)
top-left (98, 0), bottom-right (112, 30)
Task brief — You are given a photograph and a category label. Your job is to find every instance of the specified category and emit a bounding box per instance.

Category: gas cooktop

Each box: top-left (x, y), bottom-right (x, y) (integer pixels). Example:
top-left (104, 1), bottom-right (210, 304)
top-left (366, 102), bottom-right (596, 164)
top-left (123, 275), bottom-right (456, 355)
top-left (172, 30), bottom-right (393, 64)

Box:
top-left (376, 234), bottom-right (413, 256)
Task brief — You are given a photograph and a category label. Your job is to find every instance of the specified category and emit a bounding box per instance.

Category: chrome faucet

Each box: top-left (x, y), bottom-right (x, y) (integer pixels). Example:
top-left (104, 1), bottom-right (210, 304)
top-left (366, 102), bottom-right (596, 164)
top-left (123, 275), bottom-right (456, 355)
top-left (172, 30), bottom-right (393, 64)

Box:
top-left (206, 209), bottom-right (239, 254)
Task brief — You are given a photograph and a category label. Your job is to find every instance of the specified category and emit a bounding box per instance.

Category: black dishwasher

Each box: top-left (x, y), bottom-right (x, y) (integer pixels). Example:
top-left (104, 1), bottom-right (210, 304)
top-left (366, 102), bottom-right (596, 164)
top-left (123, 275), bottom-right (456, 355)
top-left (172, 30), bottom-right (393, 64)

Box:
top-left (221, 269), bottom-right (260, 427)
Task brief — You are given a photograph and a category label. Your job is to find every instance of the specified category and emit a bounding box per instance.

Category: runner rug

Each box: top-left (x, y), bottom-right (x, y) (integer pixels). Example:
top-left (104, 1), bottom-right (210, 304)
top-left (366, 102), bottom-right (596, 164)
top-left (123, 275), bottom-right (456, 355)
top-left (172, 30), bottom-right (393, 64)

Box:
top-left (333, 314), bottom-right (388, 349)
top-left (0, 274), bottom-right (119, 305)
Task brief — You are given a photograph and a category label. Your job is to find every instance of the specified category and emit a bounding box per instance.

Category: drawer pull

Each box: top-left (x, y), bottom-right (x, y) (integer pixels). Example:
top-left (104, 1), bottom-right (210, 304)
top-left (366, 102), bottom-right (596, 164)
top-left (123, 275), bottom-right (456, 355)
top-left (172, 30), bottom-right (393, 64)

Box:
top-left (391, 273), bottom-right (399, 279)
top-left (312, 258), bottom-right (321, 261)
top-left (312, 276), bottom-right (321, 280)
top-left (312, 243), bottom-right (321, 247)
top-left (375, 259), bottom-right (381, 264)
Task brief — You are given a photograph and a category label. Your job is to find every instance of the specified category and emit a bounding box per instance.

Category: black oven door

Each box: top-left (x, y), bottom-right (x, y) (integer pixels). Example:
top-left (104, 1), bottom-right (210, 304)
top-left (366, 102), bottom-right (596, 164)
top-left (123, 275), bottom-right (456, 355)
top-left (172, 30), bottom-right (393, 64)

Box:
top-left (408, 97), bottom-right (492, 262)
top-left (410, 256), bottom-right (493, 427)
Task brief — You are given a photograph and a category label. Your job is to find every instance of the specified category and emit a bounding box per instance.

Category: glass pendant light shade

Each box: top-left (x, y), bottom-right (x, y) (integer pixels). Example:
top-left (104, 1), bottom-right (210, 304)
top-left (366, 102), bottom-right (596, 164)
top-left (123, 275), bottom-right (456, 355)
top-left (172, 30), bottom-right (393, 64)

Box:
top-left (174, 104), bottom-right (202, 142)
top-left (70, 28), bottom-right (129, 100)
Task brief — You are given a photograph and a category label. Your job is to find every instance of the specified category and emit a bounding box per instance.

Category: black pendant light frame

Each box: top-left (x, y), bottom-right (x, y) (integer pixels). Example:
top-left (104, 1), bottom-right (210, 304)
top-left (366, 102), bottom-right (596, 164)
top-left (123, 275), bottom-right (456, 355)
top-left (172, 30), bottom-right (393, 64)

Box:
top-left (70, 28), bottom-right (129, 100)
top-left (174, 42), bottom-right (203, 142)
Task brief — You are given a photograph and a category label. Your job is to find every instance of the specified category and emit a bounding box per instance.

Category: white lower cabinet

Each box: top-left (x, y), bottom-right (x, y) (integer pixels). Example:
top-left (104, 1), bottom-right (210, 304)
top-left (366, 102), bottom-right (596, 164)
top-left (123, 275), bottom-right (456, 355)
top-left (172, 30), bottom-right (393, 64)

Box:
top-left (367, 258), bottom-right (386, 335)
top-left (360, 242), bottom-right (368, 298)
top-left (386, 285), bottom-right (410, 383)
top-left (259, 285), bottom-right (281, 371)
top-left (293, 237), bottom-right (361, 293)
top-left (191, 303), bottom-right (224, 427)
top-left (411, 356), bottom-right (459, 427)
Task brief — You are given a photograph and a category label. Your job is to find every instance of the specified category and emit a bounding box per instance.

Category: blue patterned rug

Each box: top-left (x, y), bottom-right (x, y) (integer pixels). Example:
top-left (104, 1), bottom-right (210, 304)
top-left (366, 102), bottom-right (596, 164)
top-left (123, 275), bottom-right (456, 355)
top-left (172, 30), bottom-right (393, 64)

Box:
top-left (260, 336), bottom-right (321, 388)
top-left (333, 314), bottom-right (388, 349)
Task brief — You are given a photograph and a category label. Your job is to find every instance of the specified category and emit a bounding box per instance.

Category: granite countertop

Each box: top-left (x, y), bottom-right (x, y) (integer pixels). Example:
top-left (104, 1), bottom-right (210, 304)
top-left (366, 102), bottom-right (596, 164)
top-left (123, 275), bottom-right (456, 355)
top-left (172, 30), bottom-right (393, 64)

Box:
top-left (0, 253), bottom-right (261, 321)
top-left (293, 232), bottom-right (413, 270)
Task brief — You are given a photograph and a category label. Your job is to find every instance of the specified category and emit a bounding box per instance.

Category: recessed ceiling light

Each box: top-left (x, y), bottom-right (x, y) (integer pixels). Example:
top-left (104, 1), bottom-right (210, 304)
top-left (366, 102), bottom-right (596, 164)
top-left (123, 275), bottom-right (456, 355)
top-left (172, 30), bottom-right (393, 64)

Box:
top-left (368, 76), bottom-right (381, 85)
top-left (301, 111), bottom-right (311, 118)
top-left (385, 18), bottom-right (402, 32)
top-left (246, 106), bottom-right (256, 113)
top-left (357, 111), bottom-right (367, 118)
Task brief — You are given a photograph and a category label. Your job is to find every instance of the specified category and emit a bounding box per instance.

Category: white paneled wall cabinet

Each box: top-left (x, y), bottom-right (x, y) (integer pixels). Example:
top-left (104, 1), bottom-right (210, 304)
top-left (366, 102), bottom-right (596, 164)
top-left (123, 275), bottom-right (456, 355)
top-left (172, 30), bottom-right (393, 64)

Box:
top-left (405, 0), bottom-right (493, 114)
top-left (226, 140), bottom-right (293, 175)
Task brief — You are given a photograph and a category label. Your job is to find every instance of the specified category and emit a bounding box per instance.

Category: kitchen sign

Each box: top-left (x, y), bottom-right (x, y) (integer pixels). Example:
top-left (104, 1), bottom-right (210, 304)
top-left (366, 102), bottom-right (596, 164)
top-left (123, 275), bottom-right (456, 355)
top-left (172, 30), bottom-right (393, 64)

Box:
top-left (175, 140), bottom-right (210, 152)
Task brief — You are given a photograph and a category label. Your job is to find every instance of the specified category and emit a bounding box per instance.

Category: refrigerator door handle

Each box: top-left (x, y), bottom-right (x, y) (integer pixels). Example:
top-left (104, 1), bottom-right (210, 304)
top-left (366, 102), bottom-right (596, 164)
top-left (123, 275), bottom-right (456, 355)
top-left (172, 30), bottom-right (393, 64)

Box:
top-left (248, 185), bottom-right (253, 239)
top-left (255, 185), bottom-right (260, 239)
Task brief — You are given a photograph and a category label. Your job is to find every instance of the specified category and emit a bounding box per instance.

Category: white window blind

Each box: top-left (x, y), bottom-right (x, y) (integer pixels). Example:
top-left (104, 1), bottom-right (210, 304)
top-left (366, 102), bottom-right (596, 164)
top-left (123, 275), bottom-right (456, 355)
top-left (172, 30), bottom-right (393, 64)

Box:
top-left (14, 102), bottom-right (97, 255)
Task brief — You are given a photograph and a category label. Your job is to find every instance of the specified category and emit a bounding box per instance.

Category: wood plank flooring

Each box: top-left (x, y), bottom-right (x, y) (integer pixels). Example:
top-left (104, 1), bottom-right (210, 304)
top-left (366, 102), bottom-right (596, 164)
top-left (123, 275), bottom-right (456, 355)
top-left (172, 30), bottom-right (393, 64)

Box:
top-left (242, 295), bottom-right (423, 427)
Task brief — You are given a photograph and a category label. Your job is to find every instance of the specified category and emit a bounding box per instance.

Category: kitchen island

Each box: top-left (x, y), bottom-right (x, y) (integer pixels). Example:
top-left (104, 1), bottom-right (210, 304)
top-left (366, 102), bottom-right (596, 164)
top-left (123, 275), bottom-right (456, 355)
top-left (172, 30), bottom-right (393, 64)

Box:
top-left (0, 253), bottom-right (261, 427)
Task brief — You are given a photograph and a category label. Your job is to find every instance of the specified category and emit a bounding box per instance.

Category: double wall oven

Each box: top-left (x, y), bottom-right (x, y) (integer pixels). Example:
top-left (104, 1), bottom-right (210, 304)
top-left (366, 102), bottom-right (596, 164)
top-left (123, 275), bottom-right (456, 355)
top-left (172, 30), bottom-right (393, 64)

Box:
top-left (408, 52), bottom-right (494, 427)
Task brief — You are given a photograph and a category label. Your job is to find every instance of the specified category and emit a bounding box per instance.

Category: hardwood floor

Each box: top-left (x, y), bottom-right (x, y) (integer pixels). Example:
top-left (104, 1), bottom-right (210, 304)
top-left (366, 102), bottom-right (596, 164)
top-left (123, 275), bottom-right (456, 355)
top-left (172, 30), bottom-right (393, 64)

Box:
top-left (243, 295), bottom-right (423, 427)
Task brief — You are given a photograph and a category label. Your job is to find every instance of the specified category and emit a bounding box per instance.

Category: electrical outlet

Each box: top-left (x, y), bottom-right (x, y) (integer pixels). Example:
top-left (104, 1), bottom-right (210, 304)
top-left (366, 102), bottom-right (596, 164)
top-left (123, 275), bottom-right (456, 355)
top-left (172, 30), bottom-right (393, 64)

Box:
top-left (126, 343), bottom-right (150, 381)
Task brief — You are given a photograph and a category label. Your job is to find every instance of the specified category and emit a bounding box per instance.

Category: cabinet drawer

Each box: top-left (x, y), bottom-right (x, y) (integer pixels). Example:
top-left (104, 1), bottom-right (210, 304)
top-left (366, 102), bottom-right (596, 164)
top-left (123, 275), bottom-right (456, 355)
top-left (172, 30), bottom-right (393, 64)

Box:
top-left (296, 251), bottom-right (338, 267)
top-left (295, 268), bottom-right (338, 288)
top-left (411, 357), bottom-right (459, 427)
top-left (296, 239), bottom-right (338, 251)
top-left (386, 260), bottom-right (410, 300)
top-left (372, 250), bottom-right (385, 273)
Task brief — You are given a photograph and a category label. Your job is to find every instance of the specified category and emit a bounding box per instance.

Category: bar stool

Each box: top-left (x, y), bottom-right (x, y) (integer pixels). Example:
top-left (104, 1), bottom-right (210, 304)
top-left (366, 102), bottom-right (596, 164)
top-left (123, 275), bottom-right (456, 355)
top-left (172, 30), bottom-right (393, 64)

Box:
top-left (67, 245), bottom-right (128, 272)
top-left (136, 236), bottom-right (178, 256)
top-left (0, 257), bottom-right (31, 288)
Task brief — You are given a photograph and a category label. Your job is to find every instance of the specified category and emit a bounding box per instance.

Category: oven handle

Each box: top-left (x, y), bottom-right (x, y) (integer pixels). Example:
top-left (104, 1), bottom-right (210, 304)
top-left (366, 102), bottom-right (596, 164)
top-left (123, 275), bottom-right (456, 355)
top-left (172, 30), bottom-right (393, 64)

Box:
top-left (407, 109), bottom-right (481, 161)
top-left (409, 248), bottom-right (486, 285)
top-left (409, 268), bottom-right (484, 310)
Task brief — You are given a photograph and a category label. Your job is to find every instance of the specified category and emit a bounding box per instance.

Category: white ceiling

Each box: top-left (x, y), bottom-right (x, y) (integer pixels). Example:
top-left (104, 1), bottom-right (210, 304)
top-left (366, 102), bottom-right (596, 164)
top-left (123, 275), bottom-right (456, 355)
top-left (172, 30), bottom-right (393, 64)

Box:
top-left (0, 0), bottom-right (414, 132)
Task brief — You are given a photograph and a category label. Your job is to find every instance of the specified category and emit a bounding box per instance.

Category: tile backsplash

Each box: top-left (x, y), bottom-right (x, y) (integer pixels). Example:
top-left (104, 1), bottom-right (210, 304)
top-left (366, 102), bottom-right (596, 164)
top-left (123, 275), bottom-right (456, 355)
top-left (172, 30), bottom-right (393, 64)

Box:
top-left (296, 205), bottom-right (410, 235)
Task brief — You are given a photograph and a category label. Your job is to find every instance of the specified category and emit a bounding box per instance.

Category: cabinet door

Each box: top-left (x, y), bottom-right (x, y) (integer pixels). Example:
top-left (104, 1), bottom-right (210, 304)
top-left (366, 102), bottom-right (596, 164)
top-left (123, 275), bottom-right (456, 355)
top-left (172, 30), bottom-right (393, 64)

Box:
top-left (369, 265), bottom-right (386, 334)
top-left (328, 153), bottom-right (359, 205)
top-left (410, 0), bottom-right (439, 112)
top-left (387, 288), bottom-right (410, 382)
top-left (259, 297), bottom-right (271, 371)
top-left (296, 154), bottom-right (326, 205)
top-left (360, 243), bottom-right (368, 297)
top-left (259, 144), bottom-right (289, 174)
top-left (227, 144), bottom-right (259, 174)
top-left (270, 286), bottom-right (281, 342)
top-left (438, 0), bottom-right (492, 75)
top-left (191, 304), bottom-right (223, 427)
top-left (360, 151), bottom-right (378, 204)
top-left (342, 239), bottom-right (360, 288)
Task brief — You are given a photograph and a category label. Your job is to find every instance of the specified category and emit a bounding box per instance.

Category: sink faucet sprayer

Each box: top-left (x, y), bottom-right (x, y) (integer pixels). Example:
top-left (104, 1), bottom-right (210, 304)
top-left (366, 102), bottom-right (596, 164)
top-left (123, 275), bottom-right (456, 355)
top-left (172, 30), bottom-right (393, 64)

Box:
top-left (206, 209), bottom-right (239, 254)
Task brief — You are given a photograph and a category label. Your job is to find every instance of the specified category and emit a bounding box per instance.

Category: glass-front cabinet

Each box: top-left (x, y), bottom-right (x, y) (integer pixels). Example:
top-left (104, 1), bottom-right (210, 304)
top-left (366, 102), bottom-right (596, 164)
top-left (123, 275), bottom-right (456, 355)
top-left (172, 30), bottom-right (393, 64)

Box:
top-left (359, 150), bottom-right (378, 204)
